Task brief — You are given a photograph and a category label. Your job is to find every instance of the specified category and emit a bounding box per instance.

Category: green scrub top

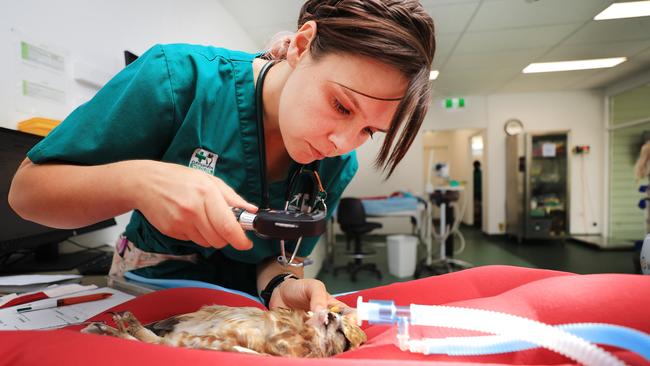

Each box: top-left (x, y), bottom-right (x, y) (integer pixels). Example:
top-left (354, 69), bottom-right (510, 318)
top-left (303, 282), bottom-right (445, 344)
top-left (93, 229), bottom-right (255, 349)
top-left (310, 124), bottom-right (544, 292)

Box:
top-left (27, 44), bottom-right (358, 295)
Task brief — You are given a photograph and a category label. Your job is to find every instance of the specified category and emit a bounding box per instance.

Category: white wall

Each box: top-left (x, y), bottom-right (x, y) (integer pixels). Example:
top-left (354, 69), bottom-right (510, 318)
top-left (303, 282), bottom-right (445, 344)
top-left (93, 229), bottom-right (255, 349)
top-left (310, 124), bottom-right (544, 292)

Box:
top-left (484, 91), bottom-right (604, 236)
top-left (2, 0), bottom-right (257, 247)
top-left (346, 90), bottom-right (604, 236)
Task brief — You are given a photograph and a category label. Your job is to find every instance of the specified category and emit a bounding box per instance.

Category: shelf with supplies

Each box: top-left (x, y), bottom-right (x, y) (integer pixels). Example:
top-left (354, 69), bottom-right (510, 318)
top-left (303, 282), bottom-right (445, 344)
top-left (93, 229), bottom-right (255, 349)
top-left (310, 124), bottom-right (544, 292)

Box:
top-left (506, 131), bottom-right (570, 242)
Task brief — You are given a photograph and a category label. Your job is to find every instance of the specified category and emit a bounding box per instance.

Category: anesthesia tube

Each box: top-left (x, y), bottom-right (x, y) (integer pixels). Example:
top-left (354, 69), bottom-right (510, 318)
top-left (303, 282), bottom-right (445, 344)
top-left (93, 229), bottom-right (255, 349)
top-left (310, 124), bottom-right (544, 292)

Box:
top-left (405, 323), bottom-right (650, 361)
top-left (356, 297), bottom-right (626, 366)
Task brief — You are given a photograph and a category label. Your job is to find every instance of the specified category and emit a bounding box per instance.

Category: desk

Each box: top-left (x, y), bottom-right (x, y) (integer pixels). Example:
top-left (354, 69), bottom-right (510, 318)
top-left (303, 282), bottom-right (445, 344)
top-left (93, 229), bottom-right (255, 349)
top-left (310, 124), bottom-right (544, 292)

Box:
top-left (322, 196), bottom-right (431, 273)
top-left (364, 199), bottom-right (431, 252)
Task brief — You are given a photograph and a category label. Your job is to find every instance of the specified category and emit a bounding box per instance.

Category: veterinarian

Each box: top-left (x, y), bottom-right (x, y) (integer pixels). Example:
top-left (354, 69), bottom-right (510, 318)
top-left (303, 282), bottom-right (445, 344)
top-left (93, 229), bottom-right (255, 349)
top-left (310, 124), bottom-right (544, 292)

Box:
top-left (9, 0), bottom-right (435, 315)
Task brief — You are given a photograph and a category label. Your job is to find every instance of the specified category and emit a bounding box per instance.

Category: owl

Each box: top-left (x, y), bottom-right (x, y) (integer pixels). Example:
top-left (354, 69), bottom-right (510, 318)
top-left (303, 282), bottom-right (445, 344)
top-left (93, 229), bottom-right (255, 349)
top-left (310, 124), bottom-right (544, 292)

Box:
top-left (81, 305), bottom-right (366, 358)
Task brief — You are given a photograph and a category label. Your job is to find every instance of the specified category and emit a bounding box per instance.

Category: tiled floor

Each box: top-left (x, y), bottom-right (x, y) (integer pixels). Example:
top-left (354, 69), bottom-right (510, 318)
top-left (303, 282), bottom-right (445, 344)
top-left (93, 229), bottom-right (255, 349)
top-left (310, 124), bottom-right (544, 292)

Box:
top-left (317, 225), bottom-right (639, 294)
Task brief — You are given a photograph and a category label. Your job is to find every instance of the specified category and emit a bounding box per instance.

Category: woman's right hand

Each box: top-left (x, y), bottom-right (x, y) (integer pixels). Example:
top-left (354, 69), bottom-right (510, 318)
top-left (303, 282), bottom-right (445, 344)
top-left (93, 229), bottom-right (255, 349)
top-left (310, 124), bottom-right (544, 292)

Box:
top-left (125, 160), bottom-right (258, 250)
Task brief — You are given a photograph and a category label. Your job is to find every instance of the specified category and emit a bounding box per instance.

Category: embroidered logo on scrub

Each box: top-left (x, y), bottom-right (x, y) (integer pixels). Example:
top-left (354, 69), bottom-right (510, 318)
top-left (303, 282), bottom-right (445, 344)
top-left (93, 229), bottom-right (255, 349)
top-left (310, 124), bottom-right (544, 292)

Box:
top-left (189, 148), bottom-right (218, 175)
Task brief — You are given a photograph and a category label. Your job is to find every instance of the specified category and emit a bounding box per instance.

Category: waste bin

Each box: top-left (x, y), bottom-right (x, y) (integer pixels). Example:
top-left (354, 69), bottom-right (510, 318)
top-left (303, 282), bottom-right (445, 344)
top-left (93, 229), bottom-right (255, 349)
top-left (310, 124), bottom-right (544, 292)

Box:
top-left (386, 234), bottom-right (418, 278)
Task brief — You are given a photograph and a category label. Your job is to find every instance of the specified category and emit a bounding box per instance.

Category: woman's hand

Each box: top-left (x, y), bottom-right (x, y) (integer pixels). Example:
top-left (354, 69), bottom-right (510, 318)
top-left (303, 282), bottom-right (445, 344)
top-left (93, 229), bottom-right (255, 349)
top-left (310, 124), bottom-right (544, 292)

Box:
top-left (269, 278), bottom-right (349, 316)
top-left (126, 160), bottom-right (257, 250)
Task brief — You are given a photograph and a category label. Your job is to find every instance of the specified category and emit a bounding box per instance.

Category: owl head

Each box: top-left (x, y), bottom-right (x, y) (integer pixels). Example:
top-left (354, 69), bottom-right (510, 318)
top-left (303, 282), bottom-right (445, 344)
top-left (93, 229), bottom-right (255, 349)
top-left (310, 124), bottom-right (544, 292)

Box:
top-left (307, 308), bottom-right (367, 356)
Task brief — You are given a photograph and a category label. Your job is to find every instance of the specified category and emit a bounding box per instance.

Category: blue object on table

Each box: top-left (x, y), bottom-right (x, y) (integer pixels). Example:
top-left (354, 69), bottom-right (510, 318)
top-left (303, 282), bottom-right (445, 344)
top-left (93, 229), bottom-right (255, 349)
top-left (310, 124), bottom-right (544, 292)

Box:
top-left (361, 196), bottom-right (420, 216)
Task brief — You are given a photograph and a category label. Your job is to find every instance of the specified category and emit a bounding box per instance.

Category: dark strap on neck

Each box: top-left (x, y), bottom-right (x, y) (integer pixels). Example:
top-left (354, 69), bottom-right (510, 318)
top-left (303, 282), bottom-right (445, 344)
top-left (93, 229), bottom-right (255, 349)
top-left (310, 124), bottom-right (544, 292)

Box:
top-left (255, 60), bottom-right (278, 209)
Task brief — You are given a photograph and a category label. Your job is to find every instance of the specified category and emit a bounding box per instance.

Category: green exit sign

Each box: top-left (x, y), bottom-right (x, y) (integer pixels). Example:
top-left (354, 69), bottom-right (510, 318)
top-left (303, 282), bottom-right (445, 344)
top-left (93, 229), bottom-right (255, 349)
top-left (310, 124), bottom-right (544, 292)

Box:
top-left (444, 97), bottom-right (465, 109)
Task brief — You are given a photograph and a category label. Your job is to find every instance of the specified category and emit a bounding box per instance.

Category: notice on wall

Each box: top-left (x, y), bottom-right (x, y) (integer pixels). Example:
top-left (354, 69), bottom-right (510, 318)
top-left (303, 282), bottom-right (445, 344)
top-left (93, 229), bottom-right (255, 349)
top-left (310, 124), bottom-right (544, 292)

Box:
top-left (542, 143), bottom-right (557, 157)
top-left (20, 41), bottom-right (65, 72)
top-left (8, 28), bottom-right (72, 124)
top-left (22, 80), bottom-right (66, 103)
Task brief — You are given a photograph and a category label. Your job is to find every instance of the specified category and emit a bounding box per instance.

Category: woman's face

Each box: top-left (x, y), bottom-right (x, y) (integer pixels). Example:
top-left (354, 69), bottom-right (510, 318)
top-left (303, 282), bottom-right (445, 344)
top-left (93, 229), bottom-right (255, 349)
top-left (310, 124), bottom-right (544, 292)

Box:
top-left (278, 51), bottom-right (408, 164)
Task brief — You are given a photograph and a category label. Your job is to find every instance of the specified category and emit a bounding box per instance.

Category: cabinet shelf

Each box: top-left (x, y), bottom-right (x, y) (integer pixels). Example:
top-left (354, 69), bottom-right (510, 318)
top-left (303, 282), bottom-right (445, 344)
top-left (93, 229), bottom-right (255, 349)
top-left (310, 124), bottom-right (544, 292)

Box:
top-left (506, 131), bottom-right (570, 242)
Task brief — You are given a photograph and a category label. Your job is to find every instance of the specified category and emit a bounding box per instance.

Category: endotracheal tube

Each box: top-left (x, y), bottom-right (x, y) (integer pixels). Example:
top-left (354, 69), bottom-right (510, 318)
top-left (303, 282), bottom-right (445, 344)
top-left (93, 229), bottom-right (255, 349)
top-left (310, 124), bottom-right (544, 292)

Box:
top-left (356, 297), bottom-right (650, 366)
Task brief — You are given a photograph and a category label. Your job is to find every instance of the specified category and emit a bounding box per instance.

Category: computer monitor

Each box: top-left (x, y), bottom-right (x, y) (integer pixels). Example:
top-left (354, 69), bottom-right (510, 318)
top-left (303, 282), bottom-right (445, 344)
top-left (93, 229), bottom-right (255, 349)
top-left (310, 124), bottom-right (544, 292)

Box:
top-left (124, 50), bottom-right (138, 66)
top-left (0, 127), bottom-right (116, 273)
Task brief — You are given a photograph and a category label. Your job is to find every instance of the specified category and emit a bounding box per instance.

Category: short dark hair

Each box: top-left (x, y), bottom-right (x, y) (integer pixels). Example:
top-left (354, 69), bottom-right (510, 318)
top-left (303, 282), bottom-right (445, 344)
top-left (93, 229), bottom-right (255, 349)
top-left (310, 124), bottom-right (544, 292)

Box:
top-left (269, 0), bottom-right (435, 177)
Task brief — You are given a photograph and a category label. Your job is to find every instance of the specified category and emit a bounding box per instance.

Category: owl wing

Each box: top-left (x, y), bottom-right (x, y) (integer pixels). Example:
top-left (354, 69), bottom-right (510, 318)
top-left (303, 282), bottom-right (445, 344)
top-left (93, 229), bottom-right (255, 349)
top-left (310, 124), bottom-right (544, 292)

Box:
top-left (145, 315), bottom-right (184, 337)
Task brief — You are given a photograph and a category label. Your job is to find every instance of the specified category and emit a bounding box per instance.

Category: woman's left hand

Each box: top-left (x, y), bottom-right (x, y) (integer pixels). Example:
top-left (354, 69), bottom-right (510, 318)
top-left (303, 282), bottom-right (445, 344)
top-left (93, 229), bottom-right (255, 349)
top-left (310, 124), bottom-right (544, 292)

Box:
top-left (269, 278), bottom-right (349, 315)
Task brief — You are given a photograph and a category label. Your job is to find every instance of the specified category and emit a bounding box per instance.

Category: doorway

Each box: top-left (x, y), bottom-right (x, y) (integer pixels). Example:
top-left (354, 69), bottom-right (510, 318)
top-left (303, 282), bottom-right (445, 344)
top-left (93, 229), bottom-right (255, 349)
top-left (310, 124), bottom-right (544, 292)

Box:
top-left (422, 128), bottom-right (487, 232)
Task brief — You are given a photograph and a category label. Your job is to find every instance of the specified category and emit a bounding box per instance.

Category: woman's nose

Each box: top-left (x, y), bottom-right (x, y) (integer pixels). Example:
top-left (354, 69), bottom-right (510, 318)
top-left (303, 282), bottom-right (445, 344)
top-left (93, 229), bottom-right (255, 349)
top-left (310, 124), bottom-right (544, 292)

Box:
top-left (327, 128), bottom-right (363, 156)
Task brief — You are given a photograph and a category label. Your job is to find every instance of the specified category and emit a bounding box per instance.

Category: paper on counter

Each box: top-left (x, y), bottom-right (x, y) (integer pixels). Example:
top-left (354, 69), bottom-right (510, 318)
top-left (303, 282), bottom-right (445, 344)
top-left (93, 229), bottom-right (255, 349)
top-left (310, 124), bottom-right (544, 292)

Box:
top-left (0, 274), bottom-right (82, 287)
top-left (0, 287), bottom-right (134, 330)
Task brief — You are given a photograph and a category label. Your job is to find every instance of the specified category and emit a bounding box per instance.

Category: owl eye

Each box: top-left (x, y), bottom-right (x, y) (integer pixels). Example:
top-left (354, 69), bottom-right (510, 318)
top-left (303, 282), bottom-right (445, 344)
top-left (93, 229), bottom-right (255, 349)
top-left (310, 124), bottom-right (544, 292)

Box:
top-left (336, 328), bottom-right (352, 352)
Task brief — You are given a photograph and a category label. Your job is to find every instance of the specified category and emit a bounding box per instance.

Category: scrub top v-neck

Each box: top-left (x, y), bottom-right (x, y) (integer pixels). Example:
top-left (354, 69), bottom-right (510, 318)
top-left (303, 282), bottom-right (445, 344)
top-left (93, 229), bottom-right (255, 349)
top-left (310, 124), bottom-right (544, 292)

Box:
top-left (27, 44), bottom-right (358, 275)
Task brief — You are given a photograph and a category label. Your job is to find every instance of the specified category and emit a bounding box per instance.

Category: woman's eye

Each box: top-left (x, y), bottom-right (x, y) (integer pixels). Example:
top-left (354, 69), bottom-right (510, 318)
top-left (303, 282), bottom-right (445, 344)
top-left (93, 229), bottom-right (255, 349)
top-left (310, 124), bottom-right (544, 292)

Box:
top-left (333, 99), bottom-right (351, 116)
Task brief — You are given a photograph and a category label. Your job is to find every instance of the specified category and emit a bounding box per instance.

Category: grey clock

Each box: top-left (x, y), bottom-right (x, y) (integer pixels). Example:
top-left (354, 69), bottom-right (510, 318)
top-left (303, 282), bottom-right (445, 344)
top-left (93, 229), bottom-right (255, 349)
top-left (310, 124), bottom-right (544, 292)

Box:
top-left (504, 119), bottom-right (524, 136)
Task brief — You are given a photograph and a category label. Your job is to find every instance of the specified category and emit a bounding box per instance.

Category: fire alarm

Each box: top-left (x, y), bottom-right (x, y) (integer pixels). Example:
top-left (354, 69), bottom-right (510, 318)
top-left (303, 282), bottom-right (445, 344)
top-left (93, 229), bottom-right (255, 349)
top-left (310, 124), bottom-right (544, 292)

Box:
top-left (573, 145), bottom-right (590, 154)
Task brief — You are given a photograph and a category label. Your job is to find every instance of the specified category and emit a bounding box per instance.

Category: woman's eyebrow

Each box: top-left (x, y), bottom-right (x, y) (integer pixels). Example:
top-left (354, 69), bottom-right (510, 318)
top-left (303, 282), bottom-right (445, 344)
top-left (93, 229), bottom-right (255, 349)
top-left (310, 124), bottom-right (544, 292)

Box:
top-left (329, 81), bottom-right (404, 101)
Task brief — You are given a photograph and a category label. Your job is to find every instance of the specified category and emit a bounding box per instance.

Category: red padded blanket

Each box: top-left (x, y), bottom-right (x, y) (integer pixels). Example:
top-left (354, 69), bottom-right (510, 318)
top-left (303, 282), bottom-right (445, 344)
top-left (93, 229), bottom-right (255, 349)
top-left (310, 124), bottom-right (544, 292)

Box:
top-left (1, 265), bottom-right (648, 366)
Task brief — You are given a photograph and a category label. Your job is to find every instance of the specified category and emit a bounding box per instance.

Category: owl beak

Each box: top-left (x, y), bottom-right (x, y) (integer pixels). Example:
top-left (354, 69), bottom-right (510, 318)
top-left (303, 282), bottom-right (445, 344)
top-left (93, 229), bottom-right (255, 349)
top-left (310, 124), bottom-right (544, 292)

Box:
top-left (327, 312), bottom-right (337, 324)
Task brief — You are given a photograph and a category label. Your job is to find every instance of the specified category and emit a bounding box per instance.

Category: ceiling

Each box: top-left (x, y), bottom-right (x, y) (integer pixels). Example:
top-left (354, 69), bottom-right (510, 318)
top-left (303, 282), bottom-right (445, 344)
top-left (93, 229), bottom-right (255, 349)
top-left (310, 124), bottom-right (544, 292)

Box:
top-left (219, 0), bottom-right (650, 97)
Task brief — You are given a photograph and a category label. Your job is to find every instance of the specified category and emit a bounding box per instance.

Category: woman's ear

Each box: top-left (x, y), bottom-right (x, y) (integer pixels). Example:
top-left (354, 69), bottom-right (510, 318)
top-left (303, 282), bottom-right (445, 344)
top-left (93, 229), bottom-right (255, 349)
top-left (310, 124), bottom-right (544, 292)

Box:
top-left (286, 21), bottom-right (317, 67)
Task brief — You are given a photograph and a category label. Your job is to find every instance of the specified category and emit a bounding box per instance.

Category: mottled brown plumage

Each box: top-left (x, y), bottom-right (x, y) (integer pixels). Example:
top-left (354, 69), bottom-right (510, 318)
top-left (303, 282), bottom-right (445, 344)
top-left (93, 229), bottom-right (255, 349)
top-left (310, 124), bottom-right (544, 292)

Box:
top-left (82, 305), bottom-right (366, 358)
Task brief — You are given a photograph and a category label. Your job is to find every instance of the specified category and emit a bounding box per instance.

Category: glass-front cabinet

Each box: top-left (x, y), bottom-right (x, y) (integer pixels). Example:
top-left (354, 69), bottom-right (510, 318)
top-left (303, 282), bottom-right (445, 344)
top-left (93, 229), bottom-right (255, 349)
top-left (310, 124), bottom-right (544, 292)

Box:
top-left (506, 131), bottom-right (570, 242)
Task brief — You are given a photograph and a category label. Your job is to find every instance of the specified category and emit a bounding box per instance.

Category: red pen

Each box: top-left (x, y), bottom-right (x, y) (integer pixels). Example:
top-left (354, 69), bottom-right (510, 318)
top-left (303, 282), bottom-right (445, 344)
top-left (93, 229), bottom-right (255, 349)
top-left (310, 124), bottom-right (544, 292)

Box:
top-left (0, 292), bottom-right (48, 309)
top-left (15, 293), bottom-right (113, 313)
top-left (0, 284), bottom-right (98, 309)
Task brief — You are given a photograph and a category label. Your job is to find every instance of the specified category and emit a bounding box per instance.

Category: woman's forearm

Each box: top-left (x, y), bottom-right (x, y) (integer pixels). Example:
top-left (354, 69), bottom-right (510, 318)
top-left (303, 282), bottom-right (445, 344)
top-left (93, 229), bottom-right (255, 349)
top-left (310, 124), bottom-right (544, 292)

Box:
top-left (257, 256), bottom-right (304, 295)
top-left (8, 158), bottom-right (143, 229)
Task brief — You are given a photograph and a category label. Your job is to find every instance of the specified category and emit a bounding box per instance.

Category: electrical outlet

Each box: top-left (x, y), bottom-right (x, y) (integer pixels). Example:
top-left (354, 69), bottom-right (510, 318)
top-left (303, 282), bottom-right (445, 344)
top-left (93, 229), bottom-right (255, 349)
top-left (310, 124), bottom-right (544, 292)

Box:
top-left (498, 222), bottom-right (505, 232)
top-left (592, 222), bottom-right (598, 227)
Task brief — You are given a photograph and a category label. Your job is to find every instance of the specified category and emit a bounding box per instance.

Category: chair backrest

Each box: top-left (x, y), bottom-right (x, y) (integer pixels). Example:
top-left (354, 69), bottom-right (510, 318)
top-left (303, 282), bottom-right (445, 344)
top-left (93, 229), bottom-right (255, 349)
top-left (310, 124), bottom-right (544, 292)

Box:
top-left (337, 197), bottom-right (367, 228)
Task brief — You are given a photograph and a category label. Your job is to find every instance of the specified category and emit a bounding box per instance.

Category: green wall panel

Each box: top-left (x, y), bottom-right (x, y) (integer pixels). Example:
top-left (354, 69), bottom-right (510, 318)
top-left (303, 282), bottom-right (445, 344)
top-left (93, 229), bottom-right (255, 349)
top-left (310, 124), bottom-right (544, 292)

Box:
top-left (610, 122), bottom-right (649, 240)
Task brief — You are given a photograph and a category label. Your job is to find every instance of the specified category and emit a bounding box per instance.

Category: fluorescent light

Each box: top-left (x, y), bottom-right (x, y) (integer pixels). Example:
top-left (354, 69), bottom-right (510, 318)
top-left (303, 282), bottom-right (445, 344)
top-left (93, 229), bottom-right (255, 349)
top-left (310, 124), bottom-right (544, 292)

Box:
top-left (594, 1), bottom-right (650, 20)
top-left (523, 57), bottom-right (627, 73)
top-left (429, 70), bottom-right (439, 80)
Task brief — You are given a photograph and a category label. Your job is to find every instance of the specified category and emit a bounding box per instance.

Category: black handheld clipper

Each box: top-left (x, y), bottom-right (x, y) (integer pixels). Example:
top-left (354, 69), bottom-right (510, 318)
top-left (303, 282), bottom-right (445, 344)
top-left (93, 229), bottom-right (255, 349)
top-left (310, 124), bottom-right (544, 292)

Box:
top-left (232, 208), bottom-right (327, 240)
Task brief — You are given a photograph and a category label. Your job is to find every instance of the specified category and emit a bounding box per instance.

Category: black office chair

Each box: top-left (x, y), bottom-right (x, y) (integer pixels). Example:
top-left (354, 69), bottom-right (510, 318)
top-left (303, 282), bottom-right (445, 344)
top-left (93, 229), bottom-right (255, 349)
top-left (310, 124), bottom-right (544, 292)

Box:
top-left (333, 198), bottom-right (383, 281)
